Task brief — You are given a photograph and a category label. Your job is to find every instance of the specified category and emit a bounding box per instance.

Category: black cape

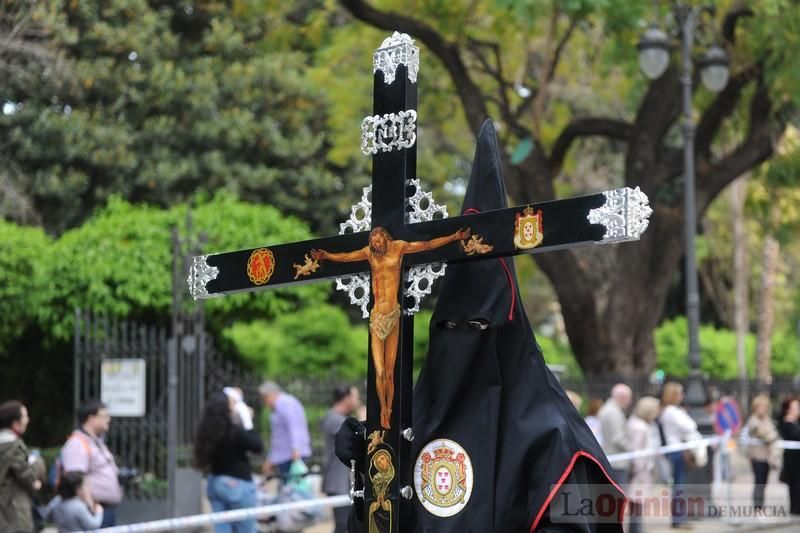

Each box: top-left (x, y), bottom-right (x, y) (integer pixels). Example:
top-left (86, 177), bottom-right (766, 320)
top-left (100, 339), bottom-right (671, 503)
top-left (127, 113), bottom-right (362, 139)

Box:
top-left (408, 121), bottom-right (625, 532)
top-left (342, 121), bottom-right (626, 533)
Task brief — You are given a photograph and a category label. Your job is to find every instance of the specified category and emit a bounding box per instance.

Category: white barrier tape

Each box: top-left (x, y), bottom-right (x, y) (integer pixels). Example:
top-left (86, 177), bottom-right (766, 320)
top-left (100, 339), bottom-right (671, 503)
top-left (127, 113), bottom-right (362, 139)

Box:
top-left (98, 494), bottom-right (351, 533)
top-left (606, 433), bottom-right (800, 465)
top-left (96, 434), bottom-right (800, 532)
top-left (606, 435), bottom-right (726, 464)
top-left (740, 436), bottom-right (800, 450)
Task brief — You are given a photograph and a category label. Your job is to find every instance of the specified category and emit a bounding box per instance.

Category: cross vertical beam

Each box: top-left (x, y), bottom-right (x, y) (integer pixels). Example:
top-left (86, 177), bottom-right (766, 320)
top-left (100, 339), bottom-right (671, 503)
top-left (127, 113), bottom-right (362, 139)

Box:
top-left (363, 35), bottom-right (420, 533)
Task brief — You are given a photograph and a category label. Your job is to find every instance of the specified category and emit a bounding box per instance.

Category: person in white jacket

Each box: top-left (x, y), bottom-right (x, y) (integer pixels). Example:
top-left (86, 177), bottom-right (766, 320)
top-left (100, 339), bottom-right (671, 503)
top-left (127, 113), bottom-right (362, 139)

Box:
top-left (659, 382), bottom-right (697, 529)
top-left (745, 394), bottom-right (779, 510)
top-left (627, 396), bottom-right (661, 533)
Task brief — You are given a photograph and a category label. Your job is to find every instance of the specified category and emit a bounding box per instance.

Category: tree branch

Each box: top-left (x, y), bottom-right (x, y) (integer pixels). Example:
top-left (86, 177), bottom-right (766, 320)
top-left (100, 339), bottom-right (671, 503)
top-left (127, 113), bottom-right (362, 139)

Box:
top-left (624, 65), bottom-right (683, 189)
top-left (529, 14), bottom-right (579, 137)
top-left (698, 78), bottom-right (779, 212)
top-left (466, 38), bottom-right (530, 138)
top-left (549, 117), bottom-right (633, 173)
top-left (722, 4), bottom-right (755, 45)
top-left (545, 16), bottom-right (578, 83)
top-left (339, 0), bottom-right (489, 135)
top-left (695, 63), bottom-right (761, 158)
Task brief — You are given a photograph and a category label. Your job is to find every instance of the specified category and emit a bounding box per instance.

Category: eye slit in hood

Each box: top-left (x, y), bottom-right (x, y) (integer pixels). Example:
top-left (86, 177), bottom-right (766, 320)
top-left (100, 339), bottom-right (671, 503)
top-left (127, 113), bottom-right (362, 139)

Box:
top-left (436, 319), bottom-right (457, 330)
top-left (467, 318), bottom-right (490, 330)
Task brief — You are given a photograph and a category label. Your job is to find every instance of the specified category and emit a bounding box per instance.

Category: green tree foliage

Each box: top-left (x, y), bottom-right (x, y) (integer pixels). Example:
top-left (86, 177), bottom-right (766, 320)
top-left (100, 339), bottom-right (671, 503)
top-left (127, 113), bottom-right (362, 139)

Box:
top-left (191, 195), bottom-right (329, 326)
top-left (0, 0), bottom-right (71, 95)
top-left (0, 195), bottom-right (353, 445)
top-left (770, 330), bottom-right (800, 377)
top-left (412, 309), bottom-right (432, 373)
top-left (536, 334), bottom-right (584, 379)
top-left (748, 129), bottom-right (800, 241)
top-left (693, 128), bottom-right (800, 377)
top-left (0, 221), bottom-right (49, 354)
top-left (222, 303), bottom-right (368, 379)
top-left (1, 0), bottom-right (361, 234)
top-left (654, 317), bottom-right (798, 379)
top-left (529, 318), bottom-right (799, 380)
top-left (2, 194), bottom-right (327, 343)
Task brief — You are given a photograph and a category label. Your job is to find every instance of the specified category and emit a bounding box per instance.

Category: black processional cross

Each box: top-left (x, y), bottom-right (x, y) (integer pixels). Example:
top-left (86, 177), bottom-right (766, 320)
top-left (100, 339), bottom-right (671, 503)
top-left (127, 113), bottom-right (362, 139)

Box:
top-left (188, 32), bottom-right (652, 533)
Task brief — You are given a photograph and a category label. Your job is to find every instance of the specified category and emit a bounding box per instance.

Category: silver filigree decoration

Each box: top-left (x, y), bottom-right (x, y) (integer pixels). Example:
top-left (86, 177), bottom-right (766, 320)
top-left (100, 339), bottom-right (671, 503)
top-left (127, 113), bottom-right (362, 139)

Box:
top-left (335, 180), bottom-right (448, 318)
top-left (587, 186), bottom-right (653, 243)
top-left (361, 110), bottom-right (417, 155)
top-left (404, 262), bottom-right (447, 316)
top-left (403, 178), bottom-right (449, 315)
top-left (373, 32), bottom-right (419, 85)
top-left (336, 186), bottom-right (373, 318)
top-left (340, 185), bottom-right (372, 235)
top-left (335, 275), bottom-right (372, 319)
top-left (187, 255), bottom-right (220, 300)
top-left (405, 178), bottom-right (448, 224)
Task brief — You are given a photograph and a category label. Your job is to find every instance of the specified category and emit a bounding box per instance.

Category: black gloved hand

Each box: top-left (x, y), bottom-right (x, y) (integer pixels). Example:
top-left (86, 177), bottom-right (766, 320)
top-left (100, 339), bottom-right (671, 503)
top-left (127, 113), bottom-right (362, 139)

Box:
top-left (335, 417), bottom-right (367, 527)
top-left (335, 416), bottom-right (366, 472)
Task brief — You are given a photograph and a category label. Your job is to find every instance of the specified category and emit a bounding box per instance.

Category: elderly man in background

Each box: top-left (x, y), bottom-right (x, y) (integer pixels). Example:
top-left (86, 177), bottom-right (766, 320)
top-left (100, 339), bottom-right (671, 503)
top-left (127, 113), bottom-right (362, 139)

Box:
top-left (599, 383), bottom-right (633, 484)
top-left (259, 381), bottom-right (311, 481)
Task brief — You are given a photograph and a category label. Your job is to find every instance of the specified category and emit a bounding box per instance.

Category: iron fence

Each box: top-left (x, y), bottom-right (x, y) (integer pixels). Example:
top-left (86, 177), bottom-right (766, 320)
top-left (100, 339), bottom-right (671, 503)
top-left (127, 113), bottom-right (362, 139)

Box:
top-left (73, 310), bottom-right (169, 501)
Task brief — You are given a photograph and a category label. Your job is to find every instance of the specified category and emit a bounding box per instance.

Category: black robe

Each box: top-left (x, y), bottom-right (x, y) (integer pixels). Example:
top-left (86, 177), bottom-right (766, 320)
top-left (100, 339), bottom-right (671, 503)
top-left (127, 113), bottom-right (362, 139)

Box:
top-left (344, 120), bottom-right (625, 532)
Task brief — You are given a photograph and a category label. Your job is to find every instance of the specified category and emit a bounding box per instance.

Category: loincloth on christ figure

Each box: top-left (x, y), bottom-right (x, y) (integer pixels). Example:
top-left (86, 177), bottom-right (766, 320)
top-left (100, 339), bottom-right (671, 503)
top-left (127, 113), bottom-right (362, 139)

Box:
top-left (369, 304), bottom-right (401, 340)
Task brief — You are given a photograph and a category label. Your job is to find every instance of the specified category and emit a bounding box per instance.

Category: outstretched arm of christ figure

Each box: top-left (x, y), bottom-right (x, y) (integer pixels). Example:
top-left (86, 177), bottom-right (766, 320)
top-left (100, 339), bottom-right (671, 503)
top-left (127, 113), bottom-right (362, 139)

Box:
top-left (402, 227), bottom-right (470, 254)
top-left (311, 247), bottom-right (368, 263)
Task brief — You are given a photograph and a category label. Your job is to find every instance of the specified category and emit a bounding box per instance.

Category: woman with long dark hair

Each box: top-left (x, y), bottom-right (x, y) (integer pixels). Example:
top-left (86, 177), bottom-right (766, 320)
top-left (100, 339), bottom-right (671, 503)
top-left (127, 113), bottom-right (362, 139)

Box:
top-left (779, 396), bottom-right (800, 516)
top-left (194, 389), bottom-right (263, 533)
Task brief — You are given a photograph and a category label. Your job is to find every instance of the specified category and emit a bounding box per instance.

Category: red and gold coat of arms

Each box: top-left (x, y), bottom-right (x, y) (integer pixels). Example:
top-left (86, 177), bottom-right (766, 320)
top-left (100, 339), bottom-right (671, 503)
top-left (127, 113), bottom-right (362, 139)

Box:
top-left (514, 206), bottom-right (544, 249)
top-left (414, 439), bottom-right (473, 517)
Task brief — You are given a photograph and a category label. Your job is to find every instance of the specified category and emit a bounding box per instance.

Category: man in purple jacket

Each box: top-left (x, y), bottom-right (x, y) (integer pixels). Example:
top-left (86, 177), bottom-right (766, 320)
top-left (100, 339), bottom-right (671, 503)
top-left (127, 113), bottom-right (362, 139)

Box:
top-left (259, 381), bottom-right (311, 480)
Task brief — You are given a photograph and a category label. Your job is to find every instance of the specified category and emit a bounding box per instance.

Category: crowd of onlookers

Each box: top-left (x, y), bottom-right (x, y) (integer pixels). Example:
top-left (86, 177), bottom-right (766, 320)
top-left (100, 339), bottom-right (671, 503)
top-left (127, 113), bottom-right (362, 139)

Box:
top-left (191, 381), bottom-right (361, 533)
top-left (569, 382), bottom-right (800, 531)
top-left (193, 380), bottom-right (367, 533)
top-left (2, 381), bottom-right (797, 532)
top-left (0, 399), bottom-right (123, 532)
top-left (0, 381), bottom-right (361, 533)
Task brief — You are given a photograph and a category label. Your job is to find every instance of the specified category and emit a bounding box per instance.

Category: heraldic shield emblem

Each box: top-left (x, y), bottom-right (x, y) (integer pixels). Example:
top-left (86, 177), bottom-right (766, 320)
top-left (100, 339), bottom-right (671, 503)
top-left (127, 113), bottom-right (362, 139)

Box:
top-left (414, 439), bottom-right (473, 517)
top-left (514, 206), bottom-right (544, 250)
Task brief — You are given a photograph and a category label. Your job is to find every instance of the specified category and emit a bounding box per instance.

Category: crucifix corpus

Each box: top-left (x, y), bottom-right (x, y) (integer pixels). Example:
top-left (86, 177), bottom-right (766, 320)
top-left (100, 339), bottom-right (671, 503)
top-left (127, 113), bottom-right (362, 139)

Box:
top-left (188, 32), bottom-right (653, 533)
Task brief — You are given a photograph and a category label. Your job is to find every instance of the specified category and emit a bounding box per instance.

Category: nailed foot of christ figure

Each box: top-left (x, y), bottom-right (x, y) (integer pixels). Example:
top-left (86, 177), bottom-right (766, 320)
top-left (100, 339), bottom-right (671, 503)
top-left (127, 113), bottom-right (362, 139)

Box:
top-left (312, 226), bottom-right (470, 429)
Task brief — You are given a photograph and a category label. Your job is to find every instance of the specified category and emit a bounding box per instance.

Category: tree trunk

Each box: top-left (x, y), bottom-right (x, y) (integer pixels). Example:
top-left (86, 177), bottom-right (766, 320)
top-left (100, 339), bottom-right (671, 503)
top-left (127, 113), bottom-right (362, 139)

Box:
top-left (534, 206), bottom-right (685, 377)
top-left (755, 234), bottom-right (779, 384)
top-left (730, 177), bottom-right (749, 403)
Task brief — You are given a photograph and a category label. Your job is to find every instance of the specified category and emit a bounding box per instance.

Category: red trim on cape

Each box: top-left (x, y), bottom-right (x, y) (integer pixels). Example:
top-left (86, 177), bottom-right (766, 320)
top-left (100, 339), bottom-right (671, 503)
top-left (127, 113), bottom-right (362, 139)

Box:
top-left (497, 258), bottom-right (516, 321)
top-left (462, 208), bottom-right (516, 321)
top-left (528, 450), bottom-right (627, 532)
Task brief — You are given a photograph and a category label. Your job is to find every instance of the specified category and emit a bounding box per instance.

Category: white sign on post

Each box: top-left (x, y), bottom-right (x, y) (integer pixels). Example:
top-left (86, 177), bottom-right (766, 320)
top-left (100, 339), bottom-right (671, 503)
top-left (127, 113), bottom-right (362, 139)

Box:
top-left (101, 358), bottom-right (146, 417)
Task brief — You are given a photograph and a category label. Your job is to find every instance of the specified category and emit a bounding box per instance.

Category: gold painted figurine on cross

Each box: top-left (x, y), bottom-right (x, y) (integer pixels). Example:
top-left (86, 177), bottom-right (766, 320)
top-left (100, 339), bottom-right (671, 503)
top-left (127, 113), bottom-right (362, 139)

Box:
top-left (311, 226), bottom-right (470, 429)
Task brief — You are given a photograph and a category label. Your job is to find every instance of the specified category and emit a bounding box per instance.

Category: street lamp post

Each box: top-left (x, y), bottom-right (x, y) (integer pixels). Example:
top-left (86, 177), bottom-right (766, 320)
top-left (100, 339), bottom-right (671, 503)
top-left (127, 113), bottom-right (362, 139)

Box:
top-left (637, 3), bottom-right (729, 420)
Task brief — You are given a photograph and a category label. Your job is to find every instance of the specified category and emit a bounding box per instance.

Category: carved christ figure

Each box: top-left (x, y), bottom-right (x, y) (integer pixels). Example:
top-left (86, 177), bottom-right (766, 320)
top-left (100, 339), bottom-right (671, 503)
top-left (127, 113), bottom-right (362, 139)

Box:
top-left (312, 226), bottom-right (470, 428)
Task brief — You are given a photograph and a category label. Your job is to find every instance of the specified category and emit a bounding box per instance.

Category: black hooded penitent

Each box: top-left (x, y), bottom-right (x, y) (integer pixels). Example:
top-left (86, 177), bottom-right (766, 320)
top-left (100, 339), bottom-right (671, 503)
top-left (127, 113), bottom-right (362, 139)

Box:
top-left (407, 120), bottom-right (625, 533)
top-left (341, 120), bottom-right (626, 533)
